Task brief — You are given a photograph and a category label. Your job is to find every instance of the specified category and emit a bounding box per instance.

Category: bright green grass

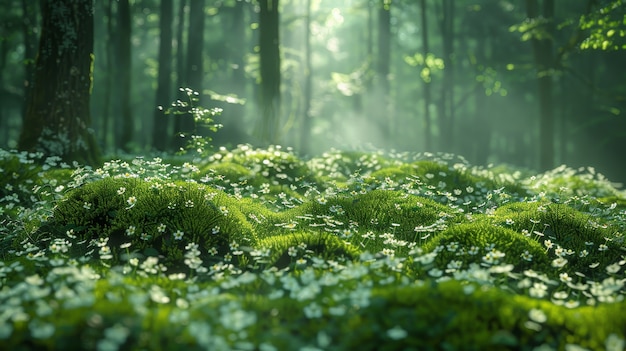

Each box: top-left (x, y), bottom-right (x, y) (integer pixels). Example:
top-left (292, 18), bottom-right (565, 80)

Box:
top-left (0, 145), bottom-right (624, 350)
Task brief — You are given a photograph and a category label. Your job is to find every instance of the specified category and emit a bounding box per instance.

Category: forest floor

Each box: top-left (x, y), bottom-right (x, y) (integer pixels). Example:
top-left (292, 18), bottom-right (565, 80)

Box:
top-left (0, 145), bottom-right (625, 350)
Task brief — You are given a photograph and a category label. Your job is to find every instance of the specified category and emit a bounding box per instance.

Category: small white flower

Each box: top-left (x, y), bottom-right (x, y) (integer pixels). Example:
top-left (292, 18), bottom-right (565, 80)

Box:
top-left (173, 230), bottom-right (184, 240)
top-left (126, 196), bottom-right (137, 208)
top-left (386, 326), bottom-right (408, 340)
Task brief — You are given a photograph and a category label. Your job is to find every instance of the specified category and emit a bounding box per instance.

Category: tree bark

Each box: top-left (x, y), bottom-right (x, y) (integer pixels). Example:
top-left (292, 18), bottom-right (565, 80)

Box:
top-left (18, 0), bottom-right (100, 166)
top-left (152, 0), bottom-right (173, 151)
top-left (258, 0), bottom-right (281, 145)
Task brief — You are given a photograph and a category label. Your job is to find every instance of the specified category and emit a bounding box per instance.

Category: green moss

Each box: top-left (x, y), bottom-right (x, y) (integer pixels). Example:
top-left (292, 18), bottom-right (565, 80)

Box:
top-left (422, 221), bottom-right (550, 271)
top-left (34, 177), bottom-right (256, 269)
top-left (332, 280), bottom-right (626, 350)
top-left (256, 231), bottom-right (361, 268)
top-left (200, 145), bottom-right (320, 191)
top-left (494, 202), bottom-right (624, 275)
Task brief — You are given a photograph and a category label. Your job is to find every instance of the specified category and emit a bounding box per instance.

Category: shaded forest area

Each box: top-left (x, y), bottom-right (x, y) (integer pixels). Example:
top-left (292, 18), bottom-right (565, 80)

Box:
top-left (1, 0), bottom-right (626, 182)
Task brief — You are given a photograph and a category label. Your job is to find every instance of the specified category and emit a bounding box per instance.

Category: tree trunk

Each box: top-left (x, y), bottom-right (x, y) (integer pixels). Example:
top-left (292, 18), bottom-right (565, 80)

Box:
top-left (173, 0), bottom-right (187, 149)
top-left (18, 0), bottom-right (100, 166)
top-left (258, 0), bottom-right (281, 146)
top-left (299, 0), bottom-right (312, 155)
top-left (419, 0), bottom-right (432, 151)
top-left (526, 0), bottom-right (555, 171)
top-left (21, 0), bottom-right (39, 120)
top-left (152, 0), bottom-right (173, 151)
top-left (101, 0), bottom-right (115, 152)
top-left (117, 0), bottom-right (133, 151)
top-left (175, 0), bottom-right (205, 151)
top-left (377, 0), bottom-right (391, 144)
top-left (438, 0), bottom-right (455, 151)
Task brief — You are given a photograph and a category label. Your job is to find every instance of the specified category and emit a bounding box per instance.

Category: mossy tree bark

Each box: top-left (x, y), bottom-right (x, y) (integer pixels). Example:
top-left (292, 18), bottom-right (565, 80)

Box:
top-left (258, 0), bottom-right (281, 146)
top-left (18, 0), bottom-right (100, 166)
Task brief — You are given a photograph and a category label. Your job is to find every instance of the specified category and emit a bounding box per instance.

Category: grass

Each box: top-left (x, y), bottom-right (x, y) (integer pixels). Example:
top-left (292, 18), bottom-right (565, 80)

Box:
top-left (0, 144), bottom-right (625, 350)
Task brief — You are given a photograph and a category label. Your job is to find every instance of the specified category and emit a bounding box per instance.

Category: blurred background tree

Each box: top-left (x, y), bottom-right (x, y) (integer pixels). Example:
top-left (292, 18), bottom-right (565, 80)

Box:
top-left (1, 0), bottom-right (625, 181)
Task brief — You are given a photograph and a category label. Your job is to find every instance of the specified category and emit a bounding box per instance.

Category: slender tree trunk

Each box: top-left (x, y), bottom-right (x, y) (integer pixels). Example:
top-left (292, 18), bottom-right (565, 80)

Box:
top-left (300, 0), bottom-right (312, 154)
top-left (152, 0), bottom-right (173, 151)
top-left (438, 0), bottom-right (455, 151)
top-left (21, 0), bottom-right (39, 119)
top-left (101, 0), bottom-right (115, 152)
top-left (173, 0), bottom-right (187, 149)
top-left (117, 0), bottom-right (133, 151)
top-left (18, 0), bottom-right (100, 166)
top-left (173, 0), bottom-right (204, 151)
top-left (377, 0), bottom-right (391, 144)
top-left (258, 0), bottom-right (281, 146)
top-left (526, 0), bottom-right (555, 171)
top-left (419, 0), bottom-right (432, 151)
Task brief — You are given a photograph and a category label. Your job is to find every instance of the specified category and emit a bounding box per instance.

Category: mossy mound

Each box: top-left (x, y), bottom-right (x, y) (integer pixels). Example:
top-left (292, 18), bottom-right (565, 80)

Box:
top-left (255, 231), bottom-right (361, 268)
top-left (308, 149), bottom-right (399, 181)
top-left (2, 146), bottom-right (625, 350)
top-left (35, 177), bottom-right (256, 269)
top-left (494, 201), bottom-right (624, 275)
top-left (422, 221), bottom-right (550, 272)
top-left (200, 145), bottom-right (320, 190)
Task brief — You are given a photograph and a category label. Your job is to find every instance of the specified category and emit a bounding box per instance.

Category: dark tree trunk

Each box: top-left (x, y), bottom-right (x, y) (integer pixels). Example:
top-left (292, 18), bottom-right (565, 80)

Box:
top-left (18, 0), bottom-right (100, 166)
top-left (526, 0), bottom-right (555, 171)
top-left (419, 0), bottom-right (432, 151)
top-left (117, 0), bottom-right (133, 151)
top-left (258, 0), bottom-right (281, 145)
top-left (152, 0), bottom-right (173, 151)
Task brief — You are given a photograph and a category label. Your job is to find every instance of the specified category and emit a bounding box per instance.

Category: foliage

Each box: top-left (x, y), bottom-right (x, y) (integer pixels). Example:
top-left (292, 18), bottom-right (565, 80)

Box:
top-left (168, 87), bottom-right (223, 157)
top-left (0, 146), bottom-right (625, 349)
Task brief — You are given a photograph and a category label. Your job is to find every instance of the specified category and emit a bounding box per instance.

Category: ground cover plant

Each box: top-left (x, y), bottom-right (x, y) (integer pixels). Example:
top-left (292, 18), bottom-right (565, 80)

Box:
top-left (0, 145), bottom-right (625, 350)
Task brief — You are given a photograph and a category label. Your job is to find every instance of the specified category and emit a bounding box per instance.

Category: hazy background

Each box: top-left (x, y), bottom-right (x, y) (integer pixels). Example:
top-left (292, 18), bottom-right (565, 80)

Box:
top-left (1, 0), bottom-right (625, 183)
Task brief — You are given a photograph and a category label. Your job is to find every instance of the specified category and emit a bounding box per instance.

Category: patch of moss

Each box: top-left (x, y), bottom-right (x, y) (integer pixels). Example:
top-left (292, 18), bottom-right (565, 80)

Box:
top-left (494, 201), bottom-right (624, 275)
top-left (34, 177), bottom-right (256, 269)
top-left (200, 145), bottom-right (320, 191)
top-left (333, 280), bottom-right (626, 350)
top-left (256, 231), bottom-right (361, 268)
top-left (423, 221), bottom-right (550, 271)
